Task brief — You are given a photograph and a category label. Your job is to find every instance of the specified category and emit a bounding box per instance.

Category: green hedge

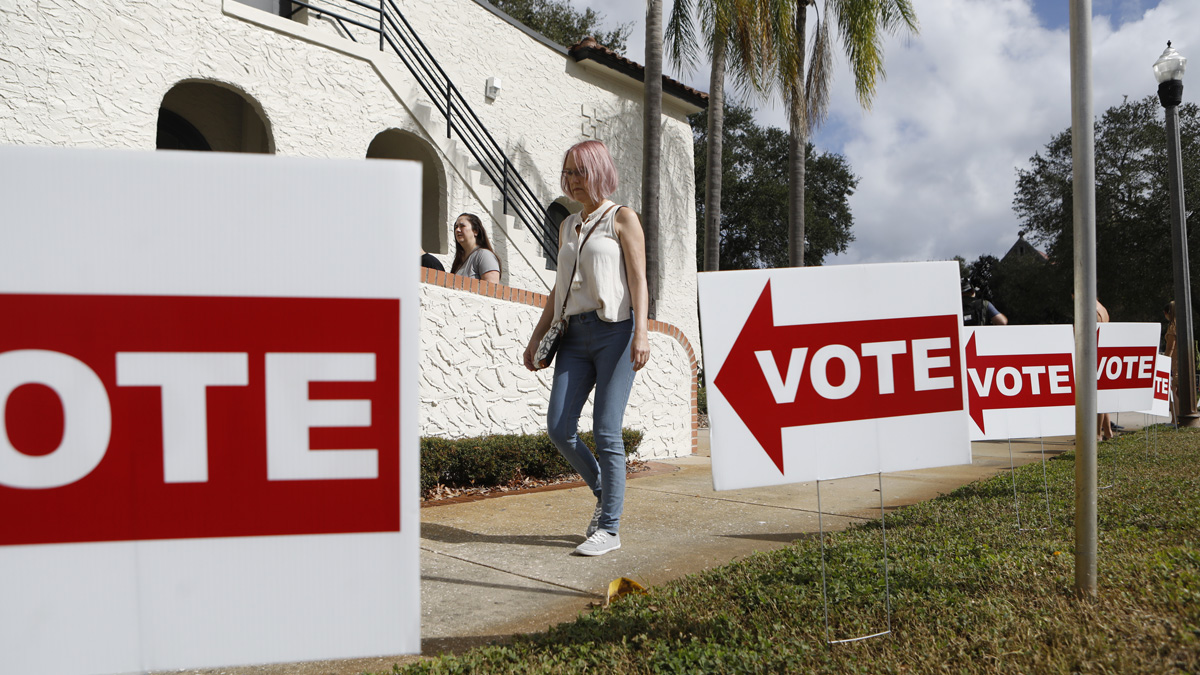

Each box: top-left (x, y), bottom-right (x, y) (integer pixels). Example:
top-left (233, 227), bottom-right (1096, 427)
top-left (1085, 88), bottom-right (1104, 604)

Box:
top-left (421, 429), bottom-right (644, 493)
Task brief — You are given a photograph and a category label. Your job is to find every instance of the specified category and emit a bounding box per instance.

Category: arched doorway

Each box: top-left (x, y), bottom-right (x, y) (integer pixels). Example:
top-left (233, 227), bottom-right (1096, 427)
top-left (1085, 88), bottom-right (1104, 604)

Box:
top-left (367, 129), bottom-right (447, 255)
top-left (545, 200), bottom-right (573, 236)
top-left (157, 109), bottom-right (212, 151)
top-left (157, 81), bottom-right (273, 154)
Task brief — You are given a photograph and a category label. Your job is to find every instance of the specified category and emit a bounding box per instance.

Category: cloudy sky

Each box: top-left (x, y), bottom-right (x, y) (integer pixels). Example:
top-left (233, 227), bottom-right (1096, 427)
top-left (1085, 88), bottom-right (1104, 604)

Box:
top-left (566, 0), bottom-right (1200, 265)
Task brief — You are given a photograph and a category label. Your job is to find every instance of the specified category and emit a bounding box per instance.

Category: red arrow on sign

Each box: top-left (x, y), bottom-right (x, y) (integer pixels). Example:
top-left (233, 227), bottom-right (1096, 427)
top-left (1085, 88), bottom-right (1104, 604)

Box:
top-left (964, 332), bottom-right (1075, 434)
top-left (713, 281), bottom-right (963, 474)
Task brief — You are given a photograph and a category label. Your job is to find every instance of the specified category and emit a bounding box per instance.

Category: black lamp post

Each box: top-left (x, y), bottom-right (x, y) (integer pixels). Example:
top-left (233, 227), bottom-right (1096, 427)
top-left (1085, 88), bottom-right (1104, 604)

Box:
top-left (1155, 42), bottom-right (1198, 426)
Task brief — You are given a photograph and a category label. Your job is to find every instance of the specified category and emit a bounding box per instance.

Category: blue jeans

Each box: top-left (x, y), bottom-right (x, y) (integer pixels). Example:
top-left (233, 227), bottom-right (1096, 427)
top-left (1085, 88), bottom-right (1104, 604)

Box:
top-left (546, 311), bottom-right (636, 533)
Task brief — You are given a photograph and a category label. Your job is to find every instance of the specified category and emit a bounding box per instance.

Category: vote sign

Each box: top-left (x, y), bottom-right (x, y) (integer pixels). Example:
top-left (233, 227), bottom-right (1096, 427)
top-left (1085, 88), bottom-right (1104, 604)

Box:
top-left (1097, 322), bottom-right (1159, 414)
top-left (0, 294), bottom-right (399, 545)
top-left (1138, 353), bottom-right (1172, 419)
top-left (0, 147), bottom-right (421, 674)
top-left (964, 325), bottom-right (1076, 440)
top-left (698, 262), bottom-right (971, 491)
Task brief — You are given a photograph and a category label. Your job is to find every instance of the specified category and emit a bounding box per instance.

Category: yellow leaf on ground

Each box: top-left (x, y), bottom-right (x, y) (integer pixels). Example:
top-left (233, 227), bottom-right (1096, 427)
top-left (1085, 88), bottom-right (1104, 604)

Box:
top-left (606, 577), bottom-right (647, 606)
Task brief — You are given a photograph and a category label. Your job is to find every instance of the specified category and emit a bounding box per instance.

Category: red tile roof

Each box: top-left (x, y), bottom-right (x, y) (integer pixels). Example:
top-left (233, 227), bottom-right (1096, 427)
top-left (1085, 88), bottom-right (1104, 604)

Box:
top-left (569, 37), bottom-right (709, 109)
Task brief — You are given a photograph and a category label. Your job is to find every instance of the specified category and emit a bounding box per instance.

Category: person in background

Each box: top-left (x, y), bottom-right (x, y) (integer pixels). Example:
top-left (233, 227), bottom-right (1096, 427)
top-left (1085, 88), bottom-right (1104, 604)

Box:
top-left (1097, 299), bottom-right (1113, 440)
top-left (1165, 301), bottom-right (1178, 424)
top-left (420, 249), bottom-right (444, 272)
top-left (1164, 301), bottom-right (1177, 359)
top-left (522, 140), bottom-right (649, 557)
top-left (450, 213), bottom-right (501, 283)
top-left (962, 280), bottom-right (1008, 325)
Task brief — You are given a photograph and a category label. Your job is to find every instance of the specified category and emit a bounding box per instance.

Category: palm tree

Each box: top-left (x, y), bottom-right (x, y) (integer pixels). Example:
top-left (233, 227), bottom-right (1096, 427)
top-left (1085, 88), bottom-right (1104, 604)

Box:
top-left (781, 0), bottom-right (917, 266)
top-left (644, 0), bottom-right (663, 316)
top-left (667, 0), bottom-right (783, 272)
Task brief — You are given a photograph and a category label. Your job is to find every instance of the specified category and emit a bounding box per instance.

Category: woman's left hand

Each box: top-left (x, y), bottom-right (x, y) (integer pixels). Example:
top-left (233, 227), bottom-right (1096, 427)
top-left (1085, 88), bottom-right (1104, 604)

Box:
top-left (630, 331), bottom-right (650, 371)
top-left (615, 208), bottom-right (650, 373)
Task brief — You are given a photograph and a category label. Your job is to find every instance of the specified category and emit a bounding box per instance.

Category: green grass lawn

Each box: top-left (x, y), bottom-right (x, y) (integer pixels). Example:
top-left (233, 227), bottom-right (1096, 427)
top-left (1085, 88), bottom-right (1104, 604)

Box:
top-left (386, 427), bottom-right (1200, 674)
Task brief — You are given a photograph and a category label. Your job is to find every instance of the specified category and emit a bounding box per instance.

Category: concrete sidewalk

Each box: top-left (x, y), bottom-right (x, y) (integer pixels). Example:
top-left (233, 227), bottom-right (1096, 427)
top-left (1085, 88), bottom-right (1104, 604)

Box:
top-left (178, 430), bottom-right (1093, 675)
top-left (416, 434), bottom-right (1077, 650)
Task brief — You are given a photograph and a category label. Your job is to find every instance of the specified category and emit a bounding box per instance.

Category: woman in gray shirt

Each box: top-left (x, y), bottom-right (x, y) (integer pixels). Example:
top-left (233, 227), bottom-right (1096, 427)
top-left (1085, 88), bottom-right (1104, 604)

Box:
top-left (450, 213), bottom-right (501, 283)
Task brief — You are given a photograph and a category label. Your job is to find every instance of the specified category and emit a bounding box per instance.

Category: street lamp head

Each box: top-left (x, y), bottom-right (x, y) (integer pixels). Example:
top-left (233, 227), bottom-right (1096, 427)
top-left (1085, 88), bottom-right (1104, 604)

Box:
top-left (1156, 42), bottom-right (1186, 108)
top-left (1154, 42), bottom-right (1187, 84)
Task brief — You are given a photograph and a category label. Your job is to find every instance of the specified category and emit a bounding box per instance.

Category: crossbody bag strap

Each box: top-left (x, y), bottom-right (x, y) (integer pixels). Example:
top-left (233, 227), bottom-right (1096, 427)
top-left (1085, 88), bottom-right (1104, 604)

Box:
top-left (557, 203), bottom-right (619, 320)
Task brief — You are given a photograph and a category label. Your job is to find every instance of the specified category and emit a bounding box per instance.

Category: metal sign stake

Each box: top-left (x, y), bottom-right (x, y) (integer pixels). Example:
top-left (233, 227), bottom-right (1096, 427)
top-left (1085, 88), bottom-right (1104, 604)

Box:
top-left (1037, 436), bottom-right (1054, 528)
top-left (1008, 438), bottom-right (1049, 532)
top-left (816, 473), bottom-right (893, 645)
top-left (1007, 439), bottom-right (1024, 531)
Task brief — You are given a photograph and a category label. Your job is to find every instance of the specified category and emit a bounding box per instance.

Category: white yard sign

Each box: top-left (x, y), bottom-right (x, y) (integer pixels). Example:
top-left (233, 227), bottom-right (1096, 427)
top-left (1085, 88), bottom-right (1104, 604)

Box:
top-left (1138, 353), bottom-right (1172, 419)
top-left (698, 262), bottom-right (971, 491)
top-left (0, 147), bottom-right (421, 674)
top-left (965, 325), bottom-right (1076, 441)
top-left (1097, 323), bottom-right (1160, 414)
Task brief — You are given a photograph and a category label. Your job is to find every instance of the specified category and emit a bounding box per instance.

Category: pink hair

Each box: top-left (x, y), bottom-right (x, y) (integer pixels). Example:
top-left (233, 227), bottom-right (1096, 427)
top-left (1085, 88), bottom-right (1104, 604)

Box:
top-left (560, 140), bottom-right (619, 204)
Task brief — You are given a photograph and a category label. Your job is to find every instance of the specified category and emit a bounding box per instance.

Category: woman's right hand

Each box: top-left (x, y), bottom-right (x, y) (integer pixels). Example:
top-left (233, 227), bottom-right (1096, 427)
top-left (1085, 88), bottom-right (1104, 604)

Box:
top-left (522, 340), bottom-right (539, 371)
top-left (526, 287), bottom-right (557, 372)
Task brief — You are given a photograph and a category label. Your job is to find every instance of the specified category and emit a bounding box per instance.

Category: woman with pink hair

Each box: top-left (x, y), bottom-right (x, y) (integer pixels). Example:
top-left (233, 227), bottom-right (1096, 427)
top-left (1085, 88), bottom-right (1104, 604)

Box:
top-left (523, 140), bottom-right (650, 557)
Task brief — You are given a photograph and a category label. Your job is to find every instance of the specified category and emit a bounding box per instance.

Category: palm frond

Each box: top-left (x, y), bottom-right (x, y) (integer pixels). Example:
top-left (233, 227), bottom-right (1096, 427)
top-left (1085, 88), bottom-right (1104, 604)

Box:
top-left (725, 0), bottom-right (779, 98)
top-left (771, 0), bottom-right (804, 106)
top-left (665, 0), bottom-right (700, 72)
top-left (805, 1), bottom-right (832, 131)
top-left (694, 0), bottom-right (720, 65)
top-left (769, 0), bottom-right (799, 80)
top-left (879, 0), bottom-right (919, 35)
top-left (835, 0), bottom-right (917, 109)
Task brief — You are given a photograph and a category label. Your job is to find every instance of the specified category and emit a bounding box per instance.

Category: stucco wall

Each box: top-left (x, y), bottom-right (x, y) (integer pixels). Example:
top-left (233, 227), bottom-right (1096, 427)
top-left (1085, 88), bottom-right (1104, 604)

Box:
top-left (294, 0), bottom-right (702, 350)
top-left (0, 0), bottom-right (554, 290)
top-left (0, 0), bottom-right (702, 452)
top-left (419, 270), bottom-right (697, 458)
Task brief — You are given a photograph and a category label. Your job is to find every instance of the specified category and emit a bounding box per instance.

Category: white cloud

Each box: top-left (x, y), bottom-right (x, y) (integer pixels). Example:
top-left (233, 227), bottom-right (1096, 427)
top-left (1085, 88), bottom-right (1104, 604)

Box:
top-left (573, 0), bottom-right (1200, 265)
top-left (827, 0), bottom-right (1200, 264)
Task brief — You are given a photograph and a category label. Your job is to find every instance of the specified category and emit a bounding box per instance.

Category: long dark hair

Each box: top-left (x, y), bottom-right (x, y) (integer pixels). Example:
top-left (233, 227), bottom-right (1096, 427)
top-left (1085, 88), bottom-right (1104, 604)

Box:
top-left (450, 213), bottom-right (502, 275)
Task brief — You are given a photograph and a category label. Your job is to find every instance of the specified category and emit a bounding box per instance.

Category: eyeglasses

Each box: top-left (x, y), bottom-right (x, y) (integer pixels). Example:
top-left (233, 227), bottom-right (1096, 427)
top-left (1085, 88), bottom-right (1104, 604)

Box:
top-left (561, 168), bottom-right (589, 179)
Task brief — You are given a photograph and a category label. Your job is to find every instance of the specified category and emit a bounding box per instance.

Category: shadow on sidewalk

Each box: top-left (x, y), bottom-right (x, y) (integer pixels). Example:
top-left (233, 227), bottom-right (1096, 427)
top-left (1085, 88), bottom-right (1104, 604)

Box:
top-left (719, 531), bottom-right (822, 544)
top-left (422, 522), bottom-right (581, 549)
top-left (422, 574), bottom-right (591, 598)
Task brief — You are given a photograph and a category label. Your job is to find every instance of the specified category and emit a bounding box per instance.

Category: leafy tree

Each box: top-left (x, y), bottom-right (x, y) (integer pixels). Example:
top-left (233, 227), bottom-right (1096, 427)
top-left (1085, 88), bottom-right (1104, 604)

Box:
top-left (1013, 94), bottom-right (1200, 324)
top-left (667, 0), bottom-right (784, 272)
top-left (964, 254), bottom-right (1000, 302)
top-left (691, 102), bottom-right (856, 269)
top-left (963, 253), bottom-right (1069, 325)
top-left (778, 0), bottom-right (918, 267)
top-left (491, 0), bottom-right (631, 53)
top-left (1000, 255), bottom-right (1071, 325)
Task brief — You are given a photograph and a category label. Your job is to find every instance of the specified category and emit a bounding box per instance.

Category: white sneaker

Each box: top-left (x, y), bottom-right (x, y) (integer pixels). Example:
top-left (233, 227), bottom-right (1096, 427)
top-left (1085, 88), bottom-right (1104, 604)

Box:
top-left (575, 530), bottom-right (620, 556)
top-left (585, 501), bottom-right (604, 538)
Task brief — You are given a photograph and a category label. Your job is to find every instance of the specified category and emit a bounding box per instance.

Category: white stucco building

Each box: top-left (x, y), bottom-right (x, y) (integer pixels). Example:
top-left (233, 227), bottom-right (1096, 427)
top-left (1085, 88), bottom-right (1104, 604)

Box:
top-left (1, 0), bottom-right (705, 457)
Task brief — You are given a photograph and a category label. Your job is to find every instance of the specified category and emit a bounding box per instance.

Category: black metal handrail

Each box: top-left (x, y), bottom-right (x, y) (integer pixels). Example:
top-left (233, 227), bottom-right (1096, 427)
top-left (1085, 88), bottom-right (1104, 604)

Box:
top-left (290, 0), bottom-right (559, 267)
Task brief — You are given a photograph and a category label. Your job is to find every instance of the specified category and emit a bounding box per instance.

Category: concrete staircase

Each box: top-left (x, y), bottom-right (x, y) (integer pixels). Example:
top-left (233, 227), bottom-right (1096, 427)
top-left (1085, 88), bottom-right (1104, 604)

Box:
top-left (399, 77), bottom-right (558, 291)
top-left (233, 3), bottom-right (559, 291)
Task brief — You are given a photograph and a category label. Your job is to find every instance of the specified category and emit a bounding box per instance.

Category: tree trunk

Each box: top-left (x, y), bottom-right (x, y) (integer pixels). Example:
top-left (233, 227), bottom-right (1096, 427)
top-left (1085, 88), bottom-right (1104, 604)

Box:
top-left (788, 3), bottom-right (808, 267)
top-left (643, 0), bottom-right (663, 316)
top-left (704, 30), bottom-right (726, 272)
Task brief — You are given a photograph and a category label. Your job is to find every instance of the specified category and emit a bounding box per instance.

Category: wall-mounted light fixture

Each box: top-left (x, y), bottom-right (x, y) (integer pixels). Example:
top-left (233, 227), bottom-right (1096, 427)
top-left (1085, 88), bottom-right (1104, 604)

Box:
top-left (485, 76), bottom-right (502, 100)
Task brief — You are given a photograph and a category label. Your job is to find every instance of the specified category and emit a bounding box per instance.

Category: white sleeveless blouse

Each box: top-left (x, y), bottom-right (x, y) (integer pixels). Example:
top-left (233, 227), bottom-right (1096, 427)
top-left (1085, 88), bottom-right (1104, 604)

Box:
top-left (554, 201), bottom-right (631, 322)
